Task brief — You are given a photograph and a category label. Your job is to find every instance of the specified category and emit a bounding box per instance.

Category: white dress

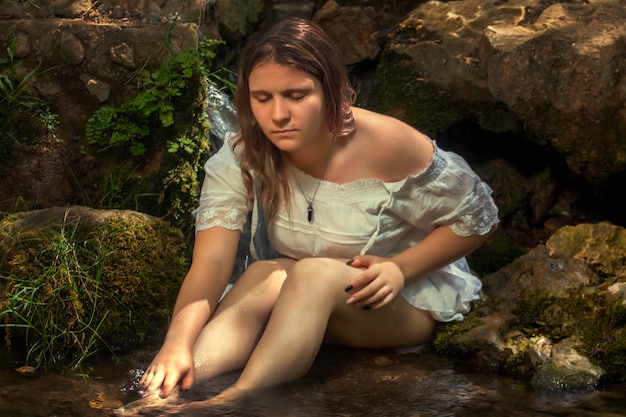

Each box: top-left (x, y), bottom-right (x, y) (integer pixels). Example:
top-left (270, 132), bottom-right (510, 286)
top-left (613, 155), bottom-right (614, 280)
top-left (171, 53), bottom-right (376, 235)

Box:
top-left (194, 133), bottom-right (499, 322)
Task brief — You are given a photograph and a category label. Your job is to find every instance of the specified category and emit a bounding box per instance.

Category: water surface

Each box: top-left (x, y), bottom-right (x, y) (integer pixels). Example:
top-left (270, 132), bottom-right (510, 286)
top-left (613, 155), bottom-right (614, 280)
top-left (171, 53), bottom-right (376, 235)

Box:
top-left (1, 347), bottom-right (625, 416)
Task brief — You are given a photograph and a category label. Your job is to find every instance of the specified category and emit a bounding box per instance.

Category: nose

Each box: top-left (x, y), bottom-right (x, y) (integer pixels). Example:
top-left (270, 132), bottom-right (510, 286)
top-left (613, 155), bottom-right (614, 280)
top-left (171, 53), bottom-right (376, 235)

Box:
top-left (271, 98), bottom-right (289, 123)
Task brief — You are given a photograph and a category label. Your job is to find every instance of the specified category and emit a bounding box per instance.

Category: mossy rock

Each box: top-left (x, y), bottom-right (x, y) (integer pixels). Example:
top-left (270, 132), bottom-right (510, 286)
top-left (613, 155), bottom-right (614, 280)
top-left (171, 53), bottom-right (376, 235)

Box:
top-left (546, 222), bottom-right (626, 277)
top-left (433, 223), bottom-right (626, 388)
top-left (0, 206), bottom-right (187, 368)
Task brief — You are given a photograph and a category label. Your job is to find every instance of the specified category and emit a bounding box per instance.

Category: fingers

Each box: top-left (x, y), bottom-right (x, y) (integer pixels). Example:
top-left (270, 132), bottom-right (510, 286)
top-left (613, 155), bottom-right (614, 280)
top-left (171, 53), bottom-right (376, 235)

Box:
top-left (344, 262), bottom-right (377, 292)
top-left (139, 369), bottom-right (163, 396)
top-left (161, 370), bottom-right (185, 397)
top-left (139, 363), bottom-right (188, 398)
top-left (346, 255), bottom-right (376, 268)
top-left (180, 369), bottom-right (194, 391)
top-left (344, 261), bottom-right (404, 310)
top-left (347, 279), bottom-right (393, 310)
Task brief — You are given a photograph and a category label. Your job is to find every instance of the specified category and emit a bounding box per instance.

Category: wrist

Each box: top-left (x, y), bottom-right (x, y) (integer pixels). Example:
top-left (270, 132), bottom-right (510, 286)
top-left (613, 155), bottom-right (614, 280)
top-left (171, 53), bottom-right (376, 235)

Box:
top-left (388, 259), bottom-right (408, 283)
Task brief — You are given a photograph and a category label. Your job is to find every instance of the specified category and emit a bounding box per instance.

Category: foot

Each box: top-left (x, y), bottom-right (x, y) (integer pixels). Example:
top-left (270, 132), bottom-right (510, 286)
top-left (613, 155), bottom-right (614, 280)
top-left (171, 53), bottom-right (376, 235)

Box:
top-left (206, 385), bottom-right (246, 406)
top-left (159, 388), bottom-right (245, 416)
top-left (113, 387), bottom-right (180, 416)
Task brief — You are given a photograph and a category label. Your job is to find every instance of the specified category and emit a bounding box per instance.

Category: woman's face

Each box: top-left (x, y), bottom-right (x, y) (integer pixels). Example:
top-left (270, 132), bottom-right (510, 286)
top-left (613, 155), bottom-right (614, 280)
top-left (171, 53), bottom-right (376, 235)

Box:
top-left (248, 61), bottom-right (330, 154)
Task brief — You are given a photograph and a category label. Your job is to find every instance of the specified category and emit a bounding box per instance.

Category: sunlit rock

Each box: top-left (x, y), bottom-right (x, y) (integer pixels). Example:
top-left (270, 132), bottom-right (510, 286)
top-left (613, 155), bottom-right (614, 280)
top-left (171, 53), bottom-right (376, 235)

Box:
top-left (434, 222), bottom-right (626, 390)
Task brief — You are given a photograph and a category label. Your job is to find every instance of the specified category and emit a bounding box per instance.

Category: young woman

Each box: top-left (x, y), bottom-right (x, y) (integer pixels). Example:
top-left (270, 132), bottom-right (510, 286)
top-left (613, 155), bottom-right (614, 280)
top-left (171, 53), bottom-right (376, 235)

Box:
top-left (119, 17), bottom-right (498, 414)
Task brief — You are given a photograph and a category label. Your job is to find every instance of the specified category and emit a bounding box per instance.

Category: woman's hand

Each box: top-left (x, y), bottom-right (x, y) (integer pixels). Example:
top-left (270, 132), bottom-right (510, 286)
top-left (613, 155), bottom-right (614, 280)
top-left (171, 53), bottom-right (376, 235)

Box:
top-left (139, 341), bottom-right (194, 397)
top-left (344, 255), bottom-right (405, 310)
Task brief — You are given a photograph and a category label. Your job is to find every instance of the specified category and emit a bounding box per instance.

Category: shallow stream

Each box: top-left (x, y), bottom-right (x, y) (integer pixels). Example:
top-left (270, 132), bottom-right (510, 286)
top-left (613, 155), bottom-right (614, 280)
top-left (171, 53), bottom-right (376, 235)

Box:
top-left (2, 346), bottom-right (625, 417)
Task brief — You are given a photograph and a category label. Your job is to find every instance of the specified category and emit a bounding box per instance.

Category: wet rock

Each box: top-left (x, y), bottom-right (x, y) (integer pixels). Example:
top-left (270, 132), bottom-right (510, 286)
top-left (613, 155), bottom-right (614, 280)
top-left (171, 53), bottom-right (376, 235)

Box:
top-left (531, 337), bottom-right (605, 391)
top-left (546, 222), bottom-right (626, 278)
top-left (481, 1), bottom-right (626, 184)
top-left (372, 0), bottom-right (498, 134)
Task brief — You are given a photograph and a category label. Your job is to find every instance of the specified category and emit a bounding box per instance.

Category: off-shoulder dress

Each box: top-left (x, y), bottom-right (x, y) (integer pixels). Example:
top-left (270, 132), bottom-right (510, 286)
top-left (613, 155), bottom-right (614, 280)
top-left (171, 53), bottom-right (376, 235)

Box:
top-left (194, 133), bottom-right (499, 322)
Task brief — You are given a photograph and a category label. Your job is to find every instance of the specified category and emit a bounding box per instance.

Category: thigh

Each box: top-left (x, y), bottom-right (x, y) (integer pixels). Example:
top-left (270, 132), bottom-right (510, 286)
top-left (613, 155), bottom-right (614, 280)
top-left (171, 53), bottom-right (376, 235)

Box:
top-left (216, 257), bottom-right (296, 311)
top-left (325, 296), bottom-right (436, 348)
top-left (281, 257), bottom-right (436, 349)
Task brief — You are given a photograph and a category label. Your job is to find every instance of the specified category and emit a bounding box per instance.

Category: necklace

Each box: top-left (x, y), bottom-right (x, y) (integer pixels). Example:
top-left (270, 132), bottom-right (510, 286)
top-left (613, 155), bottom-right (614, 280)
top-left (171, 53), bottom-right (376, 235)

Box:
top-left (293, 138), bottom-right (335, 223)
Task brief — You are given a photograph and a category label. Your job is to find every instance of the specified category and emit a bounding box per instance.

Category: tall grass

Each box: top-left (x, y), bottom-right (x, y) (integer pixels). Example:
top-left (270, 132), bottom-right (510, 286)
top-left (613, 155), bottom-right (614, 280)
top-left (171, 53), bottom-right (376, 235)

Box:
top-left (0, 210), bottom-right (120, 372)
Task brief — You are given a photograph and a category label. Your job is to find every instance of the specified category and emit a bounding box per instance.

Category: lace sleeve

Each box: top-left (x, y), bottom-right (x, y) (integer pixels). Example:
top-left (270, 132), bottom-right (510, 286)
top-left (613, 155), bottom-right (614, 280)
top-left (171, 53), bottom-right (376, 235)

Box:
top-left (389, 145), bottom-right (499, 237)
top-left (193, 136), bottom-right (251, 232)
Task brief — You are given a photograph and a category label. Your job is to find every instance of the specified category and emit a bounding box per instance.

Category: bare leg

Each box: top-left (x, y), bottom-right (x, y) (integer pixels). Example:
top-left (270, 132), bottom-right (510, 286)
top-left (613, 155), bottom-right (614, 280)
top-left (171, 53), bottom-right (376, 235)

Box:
top-left (146, 257), bottom-right (435, 414)
top-left (114, 259), bottom-right (295, 416)
top-left (191, 258), bottom-right (295, 381)
top-left (232, 258), bottom-right (435, 391)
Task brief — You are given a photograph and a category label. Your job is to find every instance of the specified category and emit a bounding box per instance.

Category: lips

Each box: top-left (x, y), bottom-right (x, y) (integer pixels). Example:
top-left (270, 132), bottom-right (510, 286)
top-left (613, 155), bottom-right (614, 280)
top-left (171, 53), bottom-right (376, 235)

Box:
top-left (272, 129), bottom-right (297, 137)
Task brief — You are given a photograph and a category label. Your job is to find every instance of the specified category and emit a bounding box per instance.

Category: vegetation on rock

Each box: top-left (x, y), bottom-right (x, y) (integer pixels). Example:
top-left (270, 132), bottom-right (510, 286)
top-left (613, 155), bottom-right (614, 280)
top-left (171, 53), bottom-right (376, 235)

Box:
top-left (0, 207), bottom-right (187, 372)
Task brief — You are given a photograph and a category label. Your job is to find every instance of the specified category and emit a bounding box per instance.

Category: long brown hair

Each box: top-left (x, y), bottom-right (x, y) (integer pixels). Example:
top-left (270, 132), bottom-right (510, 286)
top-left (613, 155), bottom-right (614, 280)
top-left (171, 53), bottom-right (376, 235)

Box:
top-left (233, 18), bottom-right (356, 221)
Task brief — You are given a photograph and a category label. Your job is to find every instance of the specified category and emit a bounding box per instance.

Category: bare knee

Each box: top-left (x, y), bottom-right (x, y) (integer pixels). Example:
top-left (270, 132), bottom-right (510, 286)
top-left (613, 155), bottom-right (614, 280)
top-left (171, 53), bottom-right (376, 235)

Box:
top-left (280, 258), bottom-right (349, 302)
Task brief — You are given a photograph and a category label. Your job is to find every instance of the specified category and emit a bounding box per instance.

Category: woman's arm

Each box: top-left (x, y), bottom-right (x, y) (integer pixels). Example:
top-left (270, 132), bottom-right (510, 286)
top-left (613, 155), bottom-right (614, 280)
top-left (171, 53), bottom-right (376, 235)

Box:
top-left (346, 224), bottom-right (496, 309)
top-left (140, 226), bottom-right (241, 396)
top-left (391, 224), bottom-right (496, 281)
top-left (164, 227), bottom-right (241, 348)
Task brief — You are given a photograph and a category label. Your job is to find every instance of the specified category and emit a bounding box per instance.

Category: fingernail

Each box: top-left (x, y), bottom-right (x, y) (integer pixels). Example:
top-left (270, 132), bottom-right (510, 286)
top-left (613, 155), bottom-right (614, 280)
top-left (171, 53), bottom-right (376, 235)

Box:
top-left (347, 296), bottom-right (356, 304)
top-left (346, 259), bottom-right (354, 265)
top-left (344, 284), bottom-right (353, 292)
top-left (363, 306), bottom-right (371, 311)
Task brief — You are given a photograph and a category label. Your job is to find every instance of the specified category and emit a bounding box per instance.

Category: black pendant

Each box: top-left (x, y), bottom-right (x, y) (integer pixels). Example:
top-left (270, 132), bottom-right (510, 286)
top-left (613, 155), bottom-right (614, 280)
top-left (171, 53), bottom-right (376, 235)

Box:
top-left (307, 203), bottom-right (313, 223)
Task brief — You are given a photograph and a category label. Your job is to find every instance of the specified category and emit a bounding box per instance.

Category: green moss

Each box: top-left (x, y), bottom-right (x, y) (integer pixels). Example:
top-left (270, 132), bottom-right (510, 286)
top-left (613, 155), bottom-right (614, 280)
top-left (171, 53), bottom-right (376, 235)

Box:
top-left (432, 313), bottom-right (487, 356)
top-left (502, 339), bottom-right (532, 374)
top-left (0, 210), bottom-right (187, 370)
top-left (94, 216), bottom-right (186, 347)
top-left (509, 287), bottom-right (626, 382)
top-left (547, 223), bottom-right (626, 277)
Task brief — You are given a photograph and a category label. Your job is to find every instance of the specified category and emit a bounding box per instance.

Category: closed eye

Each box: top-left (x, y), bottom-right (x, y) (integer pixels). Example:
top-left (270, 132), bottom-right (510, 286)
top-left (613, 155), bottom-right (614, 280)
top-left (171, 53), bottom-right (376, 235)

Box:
top-left (289, 94), bottom-right (305, 101)
top-left (252, 95), bottom-right (271, 103)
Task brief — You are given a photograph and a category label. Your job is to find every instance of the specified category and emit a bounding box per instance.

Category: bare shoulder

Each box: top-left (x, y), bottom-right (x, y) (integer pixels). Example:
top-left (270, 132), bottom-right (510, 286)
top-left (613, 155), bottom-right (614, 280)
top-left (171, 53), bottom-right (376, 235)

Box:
top-left (352, 107), bottom-right (434, 182)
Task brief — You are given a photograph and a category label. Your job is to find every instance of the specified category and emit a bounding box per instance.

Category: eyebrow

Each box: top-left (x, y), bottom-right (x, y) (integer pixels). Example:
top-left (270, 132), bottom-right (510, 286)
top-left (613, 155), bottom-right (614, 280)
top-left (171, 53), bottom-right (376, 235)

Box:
top-left (249, 87), bottom-right (313, 95)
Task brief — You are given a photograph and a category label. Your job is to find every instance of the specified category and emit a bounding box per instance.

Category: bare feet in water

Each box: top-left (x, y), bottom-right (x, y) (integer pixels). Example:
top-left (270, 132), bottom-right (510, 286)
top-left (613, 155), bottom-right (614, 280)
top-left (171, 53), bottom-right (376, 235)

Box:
top-left (113, 385), bottom-right (245, 416)
top-left (113, 387), bottom-right (181, 416)
top-left (150, 385), bottom-right (247, 414)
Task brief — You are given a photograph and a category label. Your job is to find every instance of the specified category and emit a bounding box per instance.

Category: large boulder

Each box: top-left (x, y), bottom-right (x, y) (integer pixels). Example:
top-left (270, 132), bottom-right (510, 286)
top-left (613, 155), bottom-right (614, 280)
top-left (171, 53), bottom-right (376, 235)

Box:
top-left (0, 206), bottom-right (187, 368)
top-left (373, 0), bottom-right (626, 185)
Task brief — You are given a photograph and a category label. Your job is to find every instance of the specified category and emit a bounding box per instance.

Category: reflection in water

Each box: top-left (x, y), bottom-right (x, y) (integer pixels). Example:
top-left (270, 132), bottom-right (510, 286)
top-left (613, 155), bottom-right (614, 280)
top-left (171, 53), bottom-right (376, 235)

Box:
top-left (1, 347), bottom-right (625, 417)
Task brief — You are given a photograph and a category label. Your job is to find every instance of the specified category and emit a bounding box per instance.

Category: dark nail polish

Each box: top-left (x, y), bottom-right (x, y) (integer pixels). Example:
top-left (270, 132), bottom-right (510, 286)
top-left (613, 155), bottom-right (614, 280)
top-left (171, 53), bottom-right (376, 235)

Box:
top-left (363, 306), bottom-right (371, 311)
top-left (346, 259), bottom-right (354, 265)
top-left (344, 284), bottom-right (353, 292)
